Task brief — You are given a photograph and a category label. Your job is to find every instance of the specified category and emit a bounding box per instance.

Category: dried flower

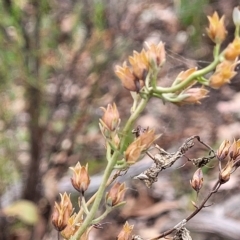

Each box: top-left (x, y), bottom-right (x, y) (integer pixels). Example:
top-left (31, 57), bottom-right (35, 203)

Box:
top-left (137, 128), bottom-right (161, 151)
top-left (224, 37), bottom-right (240, 61)
top-left (70, 162), bottom-right (90, 194)
top-left (190, 168), bottom-right (203, 193)
top-left (180, 88), bottom-right (209, 104)
top-left (175, 67), bottom-right (197, 85)
top-left (124, 138), bottom-right (144, 164)
top-left (216, 140), bottom-right (231, 161)
top-left (115, 62), bottom-right (144, 92)
top-left (206, 12), bottom-right (227, 44)
top-left (145, 42), bottom-right (166, 67)
top-left (219, 160), bottom-right (234, 184)
top-left (124, 128), bottom-right (160, 164)
top-left (61, 213), bottom-right (79, 239)
top-left (233, 6), bottom-right (240, 27)
top-left (229, 139), bottom-right (240, 160)
top-left (100, 103), bottom-right (120, 132)
top-left (52, 193), bottom-right (73, 231)
top-left (129, 49), bottom-right (149, 80)
top-left (117, 221), bottom-right (134, 240)
top-left (106, 182), bottom-right (126, 207)
top-left (209, 60), bottom-right (237, 89)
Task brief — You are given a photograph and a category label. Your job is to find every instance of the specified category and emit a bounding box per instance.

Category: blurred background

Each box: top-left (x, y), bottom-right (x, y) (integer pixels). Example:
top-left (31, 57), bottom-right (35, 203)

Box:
top-left (0, 0), bottom-right (240, 239)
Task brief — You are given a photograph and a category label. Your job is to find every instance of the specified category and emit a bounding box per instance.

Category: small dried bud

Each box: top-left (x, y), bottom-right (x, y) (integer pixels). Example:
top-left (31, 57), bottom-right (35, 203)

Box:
top-left (206, 12), bottom-right (227, 44)
top-left (180, 88), bottom-right (209, 105)
top-left (233, 6), bottom-right (240, 27)
top-left (190, 168), bottom-right (203, 193)
top-left (115, 63), bottom-right (144, 92)
top-left (219, 160), bottom-right (234, 184)
top-left (145, 42), bottom-right (166, 68)
top-left (216, 140), bottom-right (231, 161)
top-left (117, 221), bottom-right (134, 240)
top-left (174, 67), bottom-right (198, 88)
top-left (70, 162), bottom-right (90, 194)
top-left (129, 49), bottom-right (149, 80)
top-left (137, 128), bottom-right (161, 151)
top-left (61, 213), bottom-right (79, 239)
top-left (52, 193), bottom-right (73, 231)
top-left (124, 138), bottom-right (145, 164)
top-left (224, 38), bottom-right (240, 61)
top-left (100, 103), bottom-right (120, 132)
top-left (209, 60), bottom-right (237, 89)
top-left (106, 182), bottom-right (126, 207)
top-left (229, 139), bottom-right (240, 160)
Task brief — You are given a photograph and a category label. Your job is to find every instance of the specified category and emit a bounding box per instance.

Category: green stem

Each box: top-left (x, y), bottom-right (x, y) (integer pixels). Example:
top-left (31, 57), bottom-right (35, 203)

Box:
top-left (91, 202), bottom-right (126, 224)
top-left (71, 95), bottom-right (150, 240)
top-left (120, 96), bottom-right (150, 152)
top-left (81, 196), bottom-right (90, 215)
top-left (152, 45), bottom-right (221, 94)
top-left (235, 25), bottom-right (240, 38)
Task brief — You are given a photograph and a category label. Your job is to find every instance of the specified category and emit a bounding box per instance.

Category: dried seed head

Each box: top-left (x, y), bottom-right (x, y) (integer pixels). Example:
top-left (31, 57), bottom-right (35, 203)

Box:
top-left (209, 60), bottom-right (237, 89)
top-left (145, 42), bottom-right (166, 68)
top-left (180, 88), bottom-right (209, 105)
top-left (115, 62), bottom-right (145, 92)
top-left (137, 128), bottom-right (161, 151)
top-left (61, 213), bottom-right (79, 239)
top-left (100, 103), bottom-right (120, 132)
top-left (206, 11), bottom-right (227, 44)
top-left (216, 140), bottom-right (231, 161)
top-left (106, 182), bottom-right (126, 207)
top-left (190, 168), bottom-right (204, 193)
top-left (224, 37), bottom-right (240, 61)
top-left (125, 128), bottom-right (160, 164)
top-left (69, 162), bottom-right (90, 194)
top-left (174, 67), bottom-right (198, 88)
top-left (129, 49), bottom-right (149, 80)
top-left (124, 138), bottom-right (144, 164)
top-left (229, 139), bottom-right (240, 160)
top-left (117, 221), bottom-right (134, 240)
top-left (219, 160), bottom-right (234, 184)
top-left (52, 192), bottom-right (73, 231)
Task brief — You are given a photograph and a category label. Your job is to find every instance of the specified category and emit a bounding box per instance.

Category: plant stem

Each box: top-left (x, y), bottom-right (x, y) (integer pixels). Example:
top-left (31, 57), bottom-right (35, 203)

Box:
top-left (152, 45), bottom-right (221, 94)
top-left (71, 96), bottom-right (150, 239)
top-left (149, 180), bottom-right (221, 240)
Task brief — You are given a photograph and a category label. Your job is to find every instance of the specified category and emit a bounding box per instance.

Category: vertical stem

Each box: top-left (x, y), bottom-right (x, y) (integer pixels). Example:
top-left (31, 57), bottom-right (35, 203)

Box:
top-left (72, 96), bottom-right (150, 239)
